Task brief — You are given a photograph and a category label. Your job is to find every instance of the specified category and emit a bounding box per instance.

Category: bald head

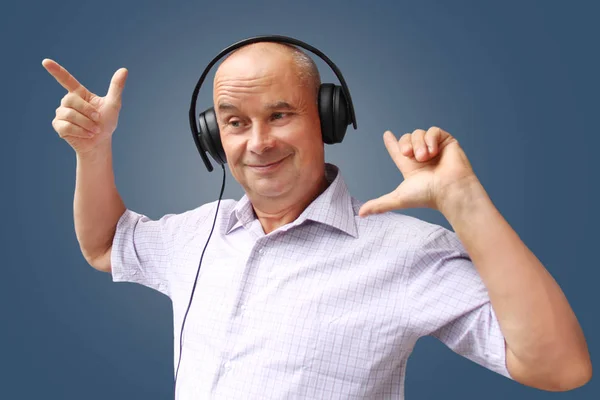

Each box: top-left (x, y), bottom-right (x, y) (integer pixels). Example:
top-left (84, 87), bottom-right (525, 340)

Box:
top-left (215, 42), bottom-right (321, 102)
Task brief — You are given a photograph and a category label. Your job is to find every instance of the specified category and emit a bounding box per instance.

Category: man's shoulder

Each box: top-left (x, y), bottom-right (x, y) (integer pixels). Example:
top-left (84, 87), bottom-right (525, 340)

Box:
top-left (174, 198), bottom-right (238, 228)
top-left (133, 199), bottom-right (238, 237)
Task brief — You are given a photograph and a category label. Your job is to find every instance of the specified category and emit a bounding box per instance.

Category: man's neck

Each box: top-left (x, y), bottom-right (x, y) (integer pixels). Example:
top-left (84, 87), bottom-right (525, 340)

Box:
top-left (250, 174), bottom-right (330, 235)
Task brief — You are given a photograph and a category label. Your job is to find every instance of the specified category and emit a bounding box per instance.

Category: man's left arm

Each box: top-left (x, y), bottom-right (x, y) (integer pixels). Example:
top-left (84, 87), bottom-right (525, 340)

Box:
top-left (359, 126), bottom-right (592, 392)
top-left (440, 176), bottom-right (591, 392)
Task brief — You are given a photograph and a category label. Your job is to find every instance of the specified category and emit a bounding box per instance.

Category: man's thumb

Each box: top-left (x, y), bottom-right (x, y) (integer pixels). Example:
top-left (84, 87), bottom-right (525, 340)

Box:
top-left (358, 180), bottom-right (429, 217)
top-left (358, 192), bottom-right (402, 218)
top-left (106, 67), bottom-right (128, 104)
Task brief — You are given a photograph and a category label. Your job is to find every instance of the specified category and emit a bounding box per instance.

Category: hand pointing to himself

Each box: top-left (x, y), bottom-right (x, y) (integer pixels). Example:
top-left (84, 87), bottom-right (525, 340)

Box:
top-left (42, 59), bottom-right (128, 155)
top-left (358, 127), bottom-right (482, 217)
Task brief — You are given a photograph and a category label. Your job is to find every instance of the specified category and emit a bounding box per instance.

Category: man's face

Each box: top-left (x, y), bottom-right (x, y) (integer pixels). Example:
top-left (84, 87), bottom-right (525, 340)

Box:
top-left (213, 45), bottom-right (324, 201)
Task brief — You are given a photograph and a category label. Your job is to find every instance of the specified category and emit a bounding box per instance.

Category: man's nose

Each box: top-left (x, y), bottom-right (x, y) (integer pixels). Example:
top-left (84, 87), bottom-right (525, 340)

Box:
top-left (247, 122), bottom-right (275, 154)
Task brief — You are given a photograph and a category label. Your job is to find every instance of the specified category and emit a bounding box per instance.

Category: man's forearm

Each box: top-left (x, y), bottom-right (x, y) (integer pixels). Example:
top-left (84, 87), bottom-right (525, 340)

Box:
top-left (74, 140), bottom-right (126, 266)
top-left (439, 179), bottom-right (591, 390)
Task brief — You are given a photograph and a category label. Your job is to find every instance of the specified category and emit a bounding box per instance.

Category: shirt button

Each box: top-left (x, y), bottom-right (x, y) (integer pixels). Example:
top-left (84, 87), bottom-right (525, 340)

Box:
top-left (258, 248), bottom-right (264, 254)
top-left (224, 361), bottom-right (231, 370)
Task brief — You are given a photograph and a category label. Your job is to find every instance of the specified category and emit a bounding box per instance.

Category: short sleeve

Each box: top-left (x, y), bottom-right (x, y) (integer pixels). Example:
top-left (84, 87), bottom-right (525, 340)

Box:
top-left (111, 208), bottom-right (184, 297)
top-left (407, 226), bottom-right (513, 379)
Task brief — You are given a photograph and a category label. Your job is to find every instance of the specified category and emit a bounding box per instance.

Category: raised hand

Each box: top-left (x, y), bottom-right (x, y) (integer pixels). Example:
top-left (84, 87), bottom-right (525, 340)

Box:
top-left (358, 127), bottom-right (481, 217)
top-left (42, 59), bottom-right (128, 155)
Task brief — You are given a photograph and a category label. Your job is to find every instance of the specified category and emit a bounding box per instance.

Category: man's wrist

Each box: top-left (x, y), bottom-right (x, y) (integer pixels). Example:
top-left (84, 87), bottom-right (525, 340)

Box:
top-left (76, 139), bottom-right (113, 164)
top-left (438, 176), bottom-right (492, 225)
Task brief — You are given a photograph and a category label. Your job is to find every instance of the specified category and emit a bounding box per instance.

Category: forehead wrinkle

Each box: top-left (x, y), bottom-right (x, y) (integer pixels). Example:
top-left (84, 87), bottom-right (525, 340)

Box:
top-left (214, 74), bottom-right (274, 94)
top-left (214, 73), bottom-right (294, 112)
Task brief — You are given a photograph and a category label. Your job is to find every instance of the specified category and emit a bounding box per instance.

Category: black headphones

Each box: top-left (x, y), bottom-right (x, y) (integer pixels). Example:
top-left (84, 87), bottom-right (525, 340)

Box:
top-left (188, 35), bottom-right (358, 172)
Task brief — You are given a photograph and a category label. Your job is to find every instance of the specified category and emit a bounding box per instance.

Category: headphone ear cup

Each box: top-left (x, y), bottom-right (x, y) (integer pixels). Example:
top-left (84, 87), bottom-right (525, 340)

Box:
top-left (318, 83), bottom-right (350, 144)
top-left (318, 83), bottom-right (335, 144)
top-left (332, 85), bottom-right (349, 143)
top-left (198, 107), bottom-right (227, 165)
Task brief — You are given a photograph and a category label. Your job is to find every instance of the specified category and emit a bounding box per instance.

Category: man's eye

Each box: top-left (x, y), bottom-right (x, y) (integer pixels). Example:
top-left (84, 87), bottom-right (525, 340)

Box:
top-left (229, 120), bottom-right (241, 128)
top-left (271, 112), bottom-right (286, 120)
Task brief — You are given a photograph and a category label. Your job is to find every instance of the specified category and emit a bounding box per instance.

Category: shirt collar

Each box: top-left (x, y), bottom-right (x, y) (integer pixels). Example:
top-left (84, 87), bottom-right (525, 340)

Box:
top-left (225, 163), bottom-right (358, 238)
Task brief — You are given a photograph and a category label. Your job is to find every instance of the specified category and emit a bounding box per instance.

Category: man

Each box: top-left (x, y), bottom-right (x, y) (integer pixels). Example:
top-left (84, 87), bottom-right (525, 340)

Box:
top-left (42, 41), bottom-right (591, 399)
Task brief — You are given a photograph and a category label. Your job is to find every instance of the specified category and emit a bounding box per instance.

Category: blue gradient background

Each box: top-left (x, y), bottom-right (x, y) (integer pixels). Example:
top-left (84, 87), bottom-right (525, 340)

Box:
top-left (2, 0), bottom-right (598, 398)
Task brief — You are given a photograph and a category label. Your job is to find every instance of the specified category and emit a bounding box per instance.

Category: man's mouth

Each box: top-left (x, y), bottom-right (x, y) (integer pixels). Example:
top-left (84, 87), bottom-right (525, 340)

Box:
top-left (248, 155), bottom-right (288, 168)
top-left (247, 155), bottom-right (289, 171)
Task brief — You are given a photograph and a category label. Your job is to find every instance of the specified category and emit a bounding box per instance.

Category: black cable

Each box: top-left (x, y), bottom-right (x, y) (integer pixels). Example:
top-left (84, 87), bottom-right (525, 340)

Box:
top-left (173, 164), bottom-right (226, 399)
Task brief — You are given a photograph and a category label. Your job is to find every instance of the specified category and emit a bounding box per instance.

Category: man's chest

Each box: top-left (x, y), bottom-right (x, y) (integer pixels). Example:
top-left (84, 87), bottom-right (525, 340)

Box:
top-left (168, 227), bottom-right (416, 397)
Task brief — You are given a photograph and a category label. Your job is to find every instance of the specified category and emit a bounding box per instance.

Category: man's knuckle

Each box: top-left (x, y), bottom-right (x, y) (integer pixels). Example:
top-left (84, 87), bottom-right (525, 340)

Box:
top-left (61, 94), bottom-right (71, 106)
top-left (62, 122), bottom-right (74, 134)
top-left (66, 108), bottom-right (78, 119)
top-left (53, 120), bottom-right (65, 137)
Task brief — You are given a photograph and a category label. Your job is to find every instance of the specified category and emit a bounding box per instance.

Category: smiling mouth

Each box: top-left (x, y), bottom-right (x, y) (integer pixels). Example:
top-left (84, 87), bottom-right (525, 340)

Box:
top-left (248, 156), bottom-right (287, 168)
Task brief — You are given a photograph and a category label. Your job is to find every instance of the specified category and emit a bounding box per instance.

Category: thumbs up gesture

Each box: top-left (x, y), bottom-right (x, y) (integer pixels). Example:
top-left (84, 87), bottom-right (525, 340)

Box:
top-left (42, 59), bottom-right (128, 155)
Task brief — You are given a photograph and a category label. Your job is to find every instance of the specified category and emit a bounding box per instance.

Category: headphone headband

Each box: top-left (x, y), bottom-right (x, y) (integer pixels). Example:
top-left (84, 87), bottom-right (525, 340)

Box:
top-left (188, 35), bottom-right (357, 172)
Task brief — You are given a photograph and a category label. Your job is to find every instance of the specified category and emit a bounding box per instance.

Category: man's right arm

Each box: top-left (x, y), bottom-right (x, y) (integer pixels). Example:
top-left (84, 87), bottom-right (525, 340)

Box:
top-left (74, 141), bottom-right (125, 273)
top-left (42, 58), bottom-right (130, 273)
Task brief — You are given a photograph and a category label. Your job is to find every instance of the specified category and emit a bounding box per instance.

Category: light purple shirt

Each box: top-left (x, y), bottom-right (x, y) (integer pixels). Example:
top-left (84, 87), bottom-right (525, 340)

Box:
top-left (111, 163), bottom-right (512, 399)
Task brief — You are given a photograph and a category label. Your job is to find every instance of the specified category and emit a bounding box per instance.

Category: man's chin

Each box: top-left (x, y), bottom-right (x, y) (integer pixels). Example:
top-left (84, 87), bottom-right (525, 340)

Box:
top-left (248, 180), bottom-right (293, 199)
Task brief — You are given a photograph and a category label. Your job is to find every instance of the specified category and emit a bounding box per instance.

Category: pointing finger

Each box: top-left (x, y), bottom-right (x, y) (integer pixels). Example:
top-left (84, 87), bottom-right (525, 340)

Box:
top-left (42, 59), bottom-right (92, 101)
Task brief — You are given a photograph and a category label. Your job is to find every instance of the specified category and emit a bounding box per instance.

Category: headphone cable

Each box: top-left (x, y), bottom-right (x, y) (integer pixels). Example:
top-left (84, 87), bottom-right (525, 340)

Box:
top-left (173, 164), bottom-right (226, 399)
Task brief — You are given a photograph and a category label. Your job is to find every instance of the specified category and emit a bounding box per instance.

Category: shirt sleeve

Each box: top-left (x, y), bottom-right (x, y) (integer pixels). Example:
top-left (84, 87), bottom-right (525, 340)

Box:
top-left (110, 208), bottom-right (185, 298)
top-left (407, 226), bottom-right (513, 379)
